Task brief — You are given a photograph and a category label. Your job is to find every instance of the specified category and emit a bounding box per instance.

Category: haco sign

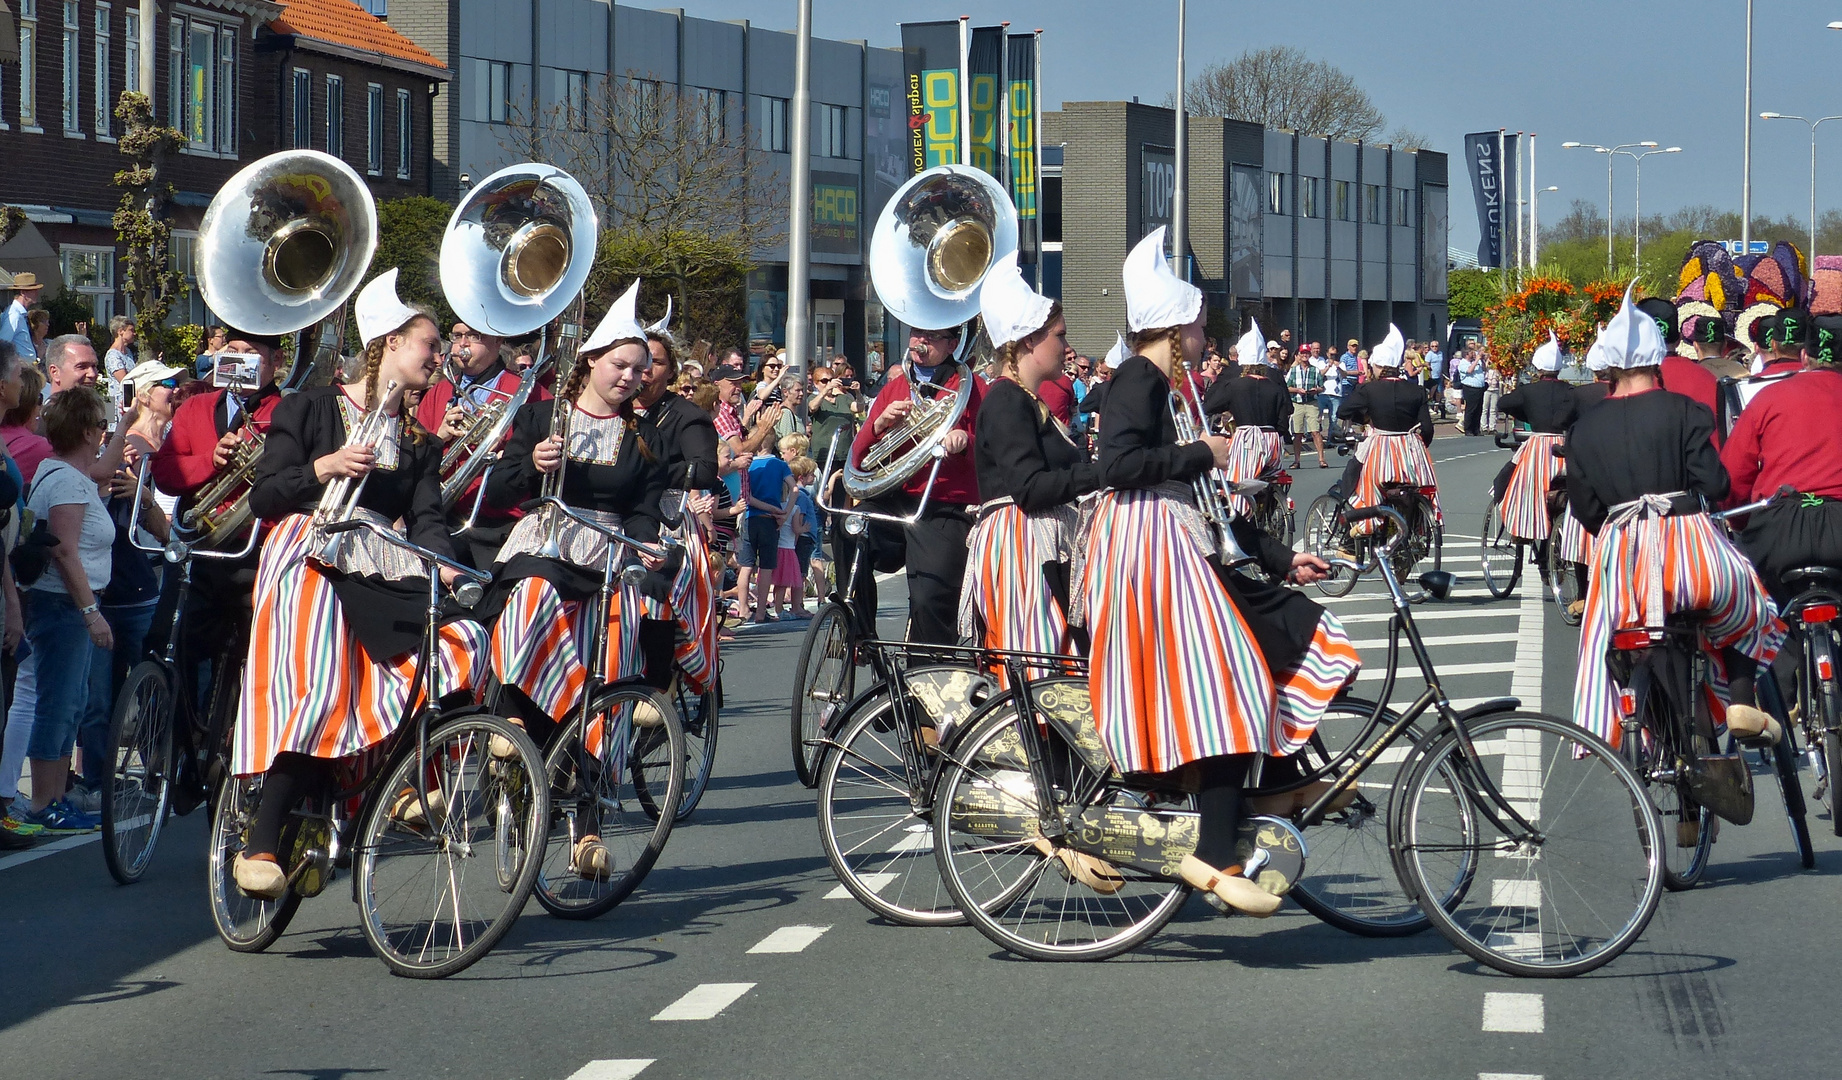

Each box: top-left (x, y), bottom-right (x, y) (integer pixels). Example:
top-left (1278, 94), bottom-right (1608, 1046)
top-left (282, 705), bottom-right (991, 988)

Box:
top-left (1141, 144), bottom-right (1175, 238)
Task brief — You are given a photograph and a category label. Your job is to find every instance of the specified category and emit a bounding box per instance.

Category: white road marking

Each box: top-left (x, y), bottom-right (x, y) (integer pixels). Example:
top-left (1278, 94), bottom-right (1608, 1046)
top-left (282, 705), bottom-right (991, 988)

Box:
top-left (1511, 587), bottom-right (1547, 708)
top-left (1353, 660), bottom-right (1514, 682)
top-left (1482, 991), bottom-right (1546, 1033)
top-left (825, 872), bottom-right (896, 899)
top-left (1479, 1074), bottom-right (1544, 1080)
top-left (566, 1061), bottom-right (655, 1080)
top-left (1348, 631), bottom-right (1518, 650)
top-left (1491, 878), bottom-right (1542, 908)
top-left (0, 830), bottom-right (101, 873)
top-left (747, 925), bottom-right (832, 954)
top-left (1318, 587), bottom-right (1501, 604)
top-left (652, 982), bottom-right (756, 1021)
top-left (886, 823), bottom-right (934, 852)
top-left (1336, 607), bottom-right (1515, 624)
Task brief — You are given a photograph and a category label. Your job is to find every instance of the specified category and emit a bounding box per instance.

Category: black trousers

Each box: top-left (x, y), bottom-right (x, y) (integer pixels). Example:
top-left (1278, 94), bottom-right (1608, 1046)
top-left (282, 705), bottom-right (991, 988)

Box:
top-left (1738, 499), bottom-right (1842, 605)
top-left (1461, 384), bottom-right (1485, 435)
top-left (840, 494), bottom-right (973, 645)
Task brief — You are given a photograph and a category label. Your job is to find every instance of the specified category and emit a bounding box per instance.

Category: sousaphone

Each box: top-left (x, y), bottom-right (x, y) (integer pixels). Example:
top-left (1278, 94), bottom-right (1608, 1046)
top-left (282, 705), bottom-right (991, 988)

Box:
top-left (846, 164), bottom-right (1018, 500)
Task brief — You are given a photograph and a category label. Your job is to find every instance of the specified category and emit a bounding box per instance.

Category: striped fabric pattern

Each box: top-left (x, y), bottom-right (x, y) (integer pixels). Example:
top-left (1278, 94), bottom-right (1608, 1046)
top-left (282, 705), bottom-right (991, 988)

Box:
top-left (1553, 503), bottom-right (1590, 566)
top-left (490, 576), bottom-right (646, 731)
top-left (1498, 433), bottom-right (1564, 541)
top-left (233, 514), bottom-right (489, 777)
top-left (1223, 426), bottom-right (1283, 518)
top-left (1272, 610), bottom-right (1362, 740)
top-left (666, 524), bottom-right (721, 696)
top-left (1349, 433), bottom-right (1439, 534)
top-left (963, 504), bottom-right (1077, 686)
top-left (1081, 488), bottom-right (1281, 774)
top-left (1573, 510), bottom-right (1787, 748)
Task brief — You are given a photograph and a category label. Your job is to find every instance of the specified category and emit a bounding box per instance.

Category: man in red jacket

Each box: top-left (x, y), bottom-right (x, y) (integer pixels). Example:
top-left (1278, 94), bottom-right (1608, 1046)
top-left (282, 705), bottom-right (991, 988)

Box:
top-left (1639, 297), bottom-right (1721, 439)
top-left (417, 318), bottom-right (542, 568)
top-left (843, 323), bottom-right (983, 644)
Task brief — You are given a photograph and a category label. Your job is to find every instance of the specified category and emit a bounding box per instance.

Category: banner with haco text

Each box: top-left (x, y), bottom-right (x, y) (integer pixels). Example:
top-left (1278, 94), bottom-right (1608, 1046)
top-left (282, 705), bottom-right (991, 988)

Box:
top-left (1464, 131), bottom-right (1518, 269)
top-left (902, 20), bottom-right (963, 174)
top-left (1008, 32), bottom-right (1039, 255)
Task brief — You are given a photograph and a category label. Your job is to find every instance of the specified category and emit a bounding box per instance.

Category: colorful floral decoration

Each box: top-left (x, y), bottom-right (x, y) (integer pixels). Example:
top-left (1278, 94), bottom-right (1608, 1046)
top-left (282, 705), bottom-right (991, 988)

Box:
top-left (1479, 276), bottom-right (1625, 376)
top-left (1734, 240), bottom-right (1807, 349)
top-left (1809, 255), bottom-right (1842, 316)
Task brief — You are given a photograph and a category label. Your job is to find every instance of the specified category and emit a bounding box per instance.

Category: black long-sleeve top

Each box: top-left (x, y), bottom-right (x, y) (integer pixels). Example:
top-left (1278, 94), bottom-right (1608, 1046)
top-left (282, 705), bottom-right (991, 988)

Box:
top-left (1097, 356), bottom-right (1214, 490)
top-left (1498, 377), bottom-right (1581, 434)
top-left (249, 384), bottom-right (455, 560)
top-left (1564, 388), bottom-right (1729, 534)
top-left (1203, 370), bottom-right (1293, 430)
top-left (1575, 380), bottom-right (1611, 414)
top-left (1337, 376), bottom-right (1434, 444)
top-left (485, 399), bottom-right (667, 543)
top-left (973, 378), bottom-right (1102, 513)
top-left (637, 390), bottom-right (719, 490)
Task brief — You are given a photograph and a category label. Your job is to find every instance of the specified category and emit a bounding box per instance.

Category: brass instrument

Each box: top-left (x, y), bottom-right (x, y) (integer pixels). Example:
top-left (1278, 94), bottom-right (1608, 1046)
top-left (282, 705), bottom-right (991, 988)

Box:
top-left (845, 165), bottom-right (1016, 500)
top-left (536, 295), bottom-right (589, 560)
top-left (438, 163), bottom-right (596, 531)
top-left (1169, 369), bottom-right (1253, 567)
top-left (310, 379), bottom-right (401, 564)
top-left (190, 150), bottom-right (378, 548)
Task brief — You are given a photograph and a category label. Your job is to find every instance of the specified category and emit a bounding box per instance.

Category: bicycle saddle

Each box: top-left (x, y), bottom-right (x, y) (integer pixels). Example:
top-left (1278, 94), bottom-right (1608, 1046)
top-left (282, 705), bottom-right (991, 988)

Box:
top-left (1783, 565), bottom-right (1842, 589)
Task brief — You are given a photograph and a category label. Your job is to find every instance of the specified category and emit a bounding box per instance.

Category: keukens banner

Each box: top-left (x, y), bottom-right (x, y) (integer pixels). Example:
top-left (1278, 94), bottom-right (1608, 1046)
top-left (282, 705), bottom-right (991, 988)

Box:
top-left (967, 26), bottom-right (1004, 179)
top-left (1464, 131), bottom-right (1518, 269)
top-left (1007, 31), bottom-right (1039, 253)
top-left (902, 21), bottom-right (963, 174)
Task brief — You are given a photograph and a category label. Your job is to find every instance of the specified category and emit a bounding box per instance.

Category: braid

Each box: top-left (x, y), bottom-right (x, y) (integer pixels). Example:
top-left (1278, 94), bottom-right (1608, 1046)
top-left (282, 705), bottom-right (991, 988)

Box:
top-left (619, 397), bottom-right (656, 462)
top-left (560, 359), bottom-right (591, 409)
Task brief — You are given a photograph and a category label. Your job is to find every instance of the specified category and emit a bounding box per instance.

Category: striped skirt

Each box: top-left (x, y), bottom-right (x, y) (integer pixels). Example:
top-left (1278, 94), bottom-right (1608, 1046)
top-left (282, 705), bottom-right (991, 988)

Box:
top-left (663, 524), bottom-right (720, 696)
top-left (1499, 433), bottom-right (1563, 541)
top-left (960, 503), bottom-right (1081, 685)
top-left (233, 514), bottom-right (489, 777)
top-left (1273, 610), bottom-right (1362, 736)
top-left (1553, 503), bottom-right (1590, 566)
top-left (1572, 509), bottom-right (1787, 748)
top-left (1081, 488), bottom-right (1286, 775)
top-left (489, 574), bottom-right (645, 727)
top-left (1223, 427), bottom-right (1283, 518)
top-left (1349, 433), bottom-right (1440, 534)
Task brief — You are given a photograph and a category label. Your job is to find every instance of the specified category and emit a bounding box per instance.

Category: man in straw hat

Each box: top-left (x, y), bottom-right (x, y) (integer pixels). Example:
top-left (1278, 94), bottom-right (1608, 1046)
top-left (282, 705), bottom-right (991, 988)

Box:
top-left (2, 271), bottom-right (45, 361)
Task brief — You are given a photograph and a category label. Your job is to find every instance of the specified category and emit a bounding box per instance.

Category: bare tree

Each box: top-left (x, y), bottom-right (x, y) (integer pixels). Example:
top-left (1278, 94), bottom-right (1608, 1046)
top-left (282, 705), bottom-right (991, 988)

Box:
top-left (1179, 46), bottom-right (1386, 142)
top-left (1384, 125), bottom-right (1432, 152)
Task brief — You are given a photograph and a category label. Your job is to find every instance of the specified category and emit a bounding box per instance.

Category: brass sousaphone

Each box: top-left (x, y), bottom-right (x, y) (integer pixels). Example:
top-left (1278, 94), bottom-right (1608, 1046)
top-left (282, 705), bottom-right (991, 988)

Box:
top-left (845, 164), bottom-right (1018, 500)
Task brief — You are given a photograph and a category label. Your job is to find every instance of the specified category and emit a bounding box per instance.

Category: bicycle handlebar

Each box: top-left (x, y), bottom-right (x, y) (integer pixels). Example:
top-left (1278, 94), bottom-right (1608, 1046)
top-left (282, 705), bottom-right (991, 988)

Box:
top-left (516, 495), bottom-right (675, 561)
top-left (126, 456), bottom-right (261, 564)
top-left (319, 517), bottom-right (493, 584)
top-left (1711, 484), bottom-right (1798, 522)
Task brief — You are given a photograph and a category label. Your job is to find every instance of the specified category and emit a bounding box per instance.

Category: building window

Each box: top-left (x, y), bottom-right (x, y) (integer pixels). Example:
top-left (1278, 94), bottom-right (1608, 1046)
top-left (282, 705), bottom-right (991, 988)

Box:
top-left (1394, 188), bottom-right (1412, 224)
top-left (752, 94), bottom-right (788, 152)
top-left (292, 69), bottom-right (310, 148)
top-left (620, 75), bottom-right (660, 125)
top-left (1267, 171), bottom-right (1287, 215)
top-left (19, 0), bottom-right (38, 128)
top-left (1332, 180), bottom-right (1352, 221)
top-left (218, 26), bottom-right (235, 153)
top-left (1363, 183), bottom-right (1382, 224)
top-left (61, 246), bottom-right (117, 321)
top-left (61, 1), bottom-right (80, 133)
top-left (169, 230), bottom-right (205, 326)
top-left (1299, 176), bottom-right (1320, 219)
top-left (359, 0), bottom-right (387, 14)
top-left (816, 102), bottom-right (846, 158)
top-left (166, 17), bottom-right (181, 127)
top-left (94, 5), bottom-right (111, 135)
top-left (326, 75), bottom-right (343, 157)
top-left (559, 69), bottom-right (588, 131)
top-left (365, 83), bottom-right (383, 173)
top-left (396, 88), bottom-right (411, 179)
top-left (692, 87), bottom-right (725, 143)
top-left (123, 11), bottom-right (138, 93)
top-left (468, 59), bottom-right (511, 123)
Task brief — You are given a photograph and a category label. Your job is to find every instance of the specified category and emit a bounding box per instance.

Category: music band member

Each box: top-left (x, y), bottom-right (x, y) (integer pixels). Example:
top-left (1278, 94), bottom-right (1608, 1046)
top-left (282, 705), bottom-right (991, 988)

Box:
top-left (1335, 325), bottom-right (1437, 533)
top-left (232, 269), bottom-right (488, 899)
top-left (420, 318), bottom-right (537, 569)
top-left (960, 253), bottom-right (1100, 681)
top-left (1566, 289), bottom-right (1786, 758)
top-left (1490, 332), bottom-right (1579, 545)
top-left (844, 320), bottom-right (984, 646)
top-left (1082, 228), bottom-right (1357, 917)
top-left (1202, 320), bottom-right (1292, 519)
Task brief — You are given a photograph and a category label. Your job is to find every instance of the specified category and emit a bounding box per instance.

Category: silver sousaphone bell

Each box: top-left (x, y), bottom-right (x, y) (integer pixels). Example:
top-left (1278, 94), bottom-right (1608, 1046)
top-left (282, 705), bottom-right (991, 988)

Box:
top-left (846, 165), bottom-right (1019, 500)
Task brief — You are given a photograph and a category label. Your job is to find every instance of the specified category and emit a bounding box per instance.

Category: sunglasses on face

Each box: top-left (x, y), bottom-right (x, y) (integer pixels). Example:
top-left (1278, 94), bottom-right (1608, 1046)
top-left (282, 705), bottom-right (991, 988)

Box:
top-left (150, 377), bottom-right (180, 389)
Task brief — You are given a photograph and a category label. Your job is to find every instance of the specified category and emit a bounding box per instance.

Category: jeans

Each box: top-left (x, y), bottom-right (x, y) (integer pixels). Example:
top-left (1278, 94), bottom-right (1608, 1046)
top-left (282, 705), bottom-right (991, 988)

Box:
top-left (22, 590), bottom-right (99, 763)
top-left (1482, 389), bottom-right (1501, 431)
top-left (1320, 394), bottom-right (1343, 438)
top-left (79, 600), bottom-right (158, 788)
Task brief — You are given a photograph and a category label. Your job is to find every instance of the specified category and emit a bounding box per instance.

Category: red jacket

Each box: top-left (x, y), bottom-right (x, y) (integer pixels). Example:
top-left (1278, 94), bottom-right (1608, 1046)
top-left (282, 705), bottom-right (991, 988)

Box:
top-left (416, 366), bottom-right (548, 519)
top-left (1721, 367), bottom-right (1842, 503)
top-left (151, 386), bottom-right (283, 507)
top-left (849, 363), bottom-right (982, 506)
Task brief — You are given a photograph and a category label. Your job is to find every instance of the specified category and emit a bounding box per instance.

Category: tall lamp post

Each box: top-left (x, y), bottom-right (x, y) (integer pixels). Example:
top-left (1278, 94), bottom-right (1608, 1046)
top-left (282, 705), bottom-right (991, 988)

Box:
top-left (786, 0), bottom-right (813, 382)
top-left (1561, 140), bottom-right (1658, 274)
top-left (1610, 146), bottom-right (1681, 269)
top-left (1171, 0), bottom-right (1187, 276)
top-left (1531, 185), bottom-right (1558, 267)
top-left (1760, 111), bottom-right (1842, 262)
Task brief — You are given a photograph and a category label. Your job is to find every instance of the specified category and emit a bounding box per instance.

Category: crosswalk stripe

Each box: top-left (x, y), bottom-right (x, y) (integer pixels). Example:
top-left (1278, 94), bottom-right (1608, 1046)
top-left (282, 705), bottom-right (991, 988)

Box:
top-left (1353, 660), bottom-right (1514, 682)
top-left (0, 830), bottom-right (102, 873)
top-left (748, 925), bottom-right (832, 954)
top-left (825, 872), bottom-right (895, 899)
top-left (1481, 991), bottom-right (1545, 1032)
top-left (1336, 608), bottom-right (1516, 624)
top-left (566, 1061), bottom-right (655, 1080)
top-left (1348, 631), bottom-right (1518, 650)
top-left (653, 983), bottom-right (756, 1021)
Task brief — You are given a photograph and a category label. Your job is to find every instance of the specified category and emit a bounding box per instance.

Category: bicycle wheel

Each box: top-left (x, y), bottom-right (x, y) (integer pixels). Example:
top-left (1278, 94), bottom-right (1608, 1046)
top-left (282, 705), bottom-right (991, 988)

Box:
top-left (1808, 627), bottom-right (1842, 835)
top-left (1397, 712), bottom-right (1664, 977)
top-left (207, 774), bottom-right (302, 953)
top-left (933, 689), bottom-right (1191, 960)
top-left (1479, 505), bottom-right (1522, 600)
top-left (792, 602), bottom-right (855, 788)
top-left (353, 712), bottom-right (548, 978)
top-left (536, 686), bottom-right (683, 919)
top-left (102, 661), bottom-right (177, 885)
top-left (1768, 733), bottom-right (1815, 870)
top-left (1391, 500), bottom-right (1431, 584)
top-left (1623, 668), bottom-right (1713, 891)
top-left (1305, 495), bottom-right (1359, 597)
top-left (816, 666), bottom-right (996, 926)
top-left (1546, 541), bottom-right (1584, 628)
top-left (672, 676), bottom-right (720, 821)
top-left (1287, 699), bottom-right (1475, 937)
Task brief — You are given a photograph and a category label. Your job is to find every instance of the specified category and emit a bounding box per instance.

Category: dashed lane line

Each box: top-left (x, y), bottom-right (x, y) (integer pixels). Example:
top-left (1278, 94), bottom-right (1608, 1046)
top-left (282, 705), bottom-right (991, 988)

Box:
top-left (652, 983), bottom-right (756, 1021)
top-left (1479, 1074), bottom-right (1543, 1080)
top-left (1347, 631), bottom-right (1519, 650)
top-left (1481, 992), bottom-right (1546, 1033)
top-left (566, 1061), bottom-right (655, 1080)
top-left (825, 872), bottom-right (895, 899)
top-left (747, 925), bottom-right (832, 954)
top-left (0, 830), bottom-right (102, 873)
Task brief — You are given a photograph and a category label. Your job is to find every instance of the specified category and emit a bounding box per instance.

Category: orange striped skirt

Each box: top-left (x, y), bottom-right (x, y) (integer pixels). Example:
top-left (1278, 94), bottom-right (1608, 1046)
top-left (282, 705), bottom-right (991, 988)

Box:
top-left (1498, 434), bottom-right (1563, 541)
top-left (1553, 503), bottom-right (1590, 566)
top-left (489, 573), bottom-right (645, 727)
top-left (1349, 433), bottom-right (1439, 534)
top-left (1223, 427), bottom-right (1282, 518)
top-left (960, 503), bottom-right (1081, 686)
top-left (664, 524), bottom-right (720, 696)
top-left (233, 514), bottom-right (489, 777)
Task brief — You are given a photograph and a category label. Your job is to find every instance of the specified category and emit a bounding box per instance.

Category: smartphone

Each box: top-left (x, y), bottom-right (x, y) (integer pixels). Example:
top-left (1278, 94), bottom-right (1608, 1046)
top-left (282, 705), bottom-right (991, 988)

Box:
top-left (213, 350), bottom-right (263, 392)
top-left (659, 489), bottom-right (688, 527)
top-left (120, 380), bottom-right (135, 401)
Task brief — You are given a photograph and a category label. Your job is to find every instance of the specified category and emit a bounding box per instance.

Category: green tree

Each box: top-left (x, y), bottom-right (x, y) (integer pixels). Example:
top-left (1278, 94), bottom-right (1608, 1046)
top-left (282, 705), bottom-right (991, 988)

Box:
top-left (1446, 268), bottom-right (1502, 319)
top-left (368, 196), bottom-right (455, 329)
top-left (585, 229), bottom-right (749, 350)
top-left (111, 92), bottom-right (188, 363)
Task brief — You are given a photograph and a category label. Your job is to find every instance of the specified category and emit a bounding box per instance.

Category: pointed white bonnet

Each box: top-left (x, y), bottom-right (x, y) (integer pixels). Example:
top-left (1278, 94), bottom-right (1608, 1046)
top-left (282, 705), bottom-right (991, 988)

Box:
top-left (583, 278), bottom-right (645, 354)
top-left (644, 294), bottom-right (673, 338)
top-left (1234, 318), bottom-right (1266, 365)
top-left (1103, 331), bottom-right (1130, 369)
top-left (1368, 324), bottom-right (1405, 369)
top-left (1531, 330), bottom-right (1563, 372)
top-left (978, 251), bottom-right (1056, 348)
top-left (1593, 281), bottom-right (1666, 370)
top-left (1122, 226), bottom-right (1203, 333)
top-left (354, 269), bottom-right (421, 350)
top-left (1584, 336), bottom-right (1609, 372)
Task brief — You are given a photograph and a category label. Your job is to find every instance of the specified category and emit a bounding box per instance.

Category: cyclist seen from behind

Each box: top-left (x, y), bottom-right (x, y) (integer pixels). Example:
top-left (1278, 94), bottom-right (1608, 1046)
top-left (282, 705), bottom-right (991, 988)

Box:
top-left (1334, 325), bottom-right (1436, 532)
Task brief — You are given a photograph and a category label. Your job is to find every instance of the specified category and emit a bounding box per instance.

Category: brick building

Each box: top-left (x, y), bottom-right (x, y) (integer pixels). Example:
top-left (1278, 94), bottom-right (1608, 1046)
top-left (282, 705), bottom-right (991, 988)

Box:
top-left (0, 0), bottom-right (443, 324)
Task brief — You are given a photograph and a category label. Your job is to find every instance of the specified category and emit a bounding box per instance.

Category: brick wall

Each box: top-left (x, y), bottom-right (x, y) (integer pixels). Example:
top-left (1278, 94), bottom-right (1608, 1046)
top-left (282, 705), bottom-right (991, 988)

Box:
top-left (385, 0), bottom-right (460, 199)
top-left (249, 43), bottom-right (439, 202)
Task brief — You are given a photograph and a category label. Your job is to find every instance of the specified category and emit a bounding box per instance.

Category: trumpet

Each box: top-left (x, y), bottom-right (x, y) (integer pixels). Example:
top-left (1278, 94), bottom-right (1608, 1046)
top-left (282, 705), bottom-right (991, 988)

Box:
top-left (179, 423), bottom-right (266, 546)
top-left (311, 379), bottom-right (400, 564)
top-left (536, 298), bottom-right (587, 560)
top-left (1168, 370), bottom-right (1253, 567)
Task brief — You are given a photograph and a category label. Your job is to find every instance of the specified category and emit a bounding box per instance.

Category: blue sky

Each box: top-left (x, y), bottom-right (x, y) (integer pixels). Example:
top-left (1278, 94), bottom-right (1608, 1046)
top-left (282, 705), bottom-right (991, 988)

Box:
top-left (667, 1), bottom-right (1842, 254)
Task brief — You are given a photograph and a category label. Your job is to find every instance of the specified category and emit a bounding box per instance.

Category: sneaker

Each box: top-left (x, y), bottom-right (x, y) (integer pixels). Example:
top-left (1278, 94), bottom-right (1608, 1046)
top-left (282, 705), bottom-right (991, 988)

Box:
top-left (65, 785), bottom-right (103, 815)
top-left (16, 800), bottom-right (100, 834)
top-left (2, 813), bottom-right (46, 838)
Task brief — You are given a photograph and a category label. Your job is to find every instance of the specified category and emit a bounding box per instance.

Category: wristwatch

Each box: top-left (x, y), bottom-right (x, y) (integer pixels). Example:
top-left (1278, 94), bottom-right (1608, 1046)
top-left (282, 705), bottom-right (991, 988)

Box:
top-left (79, 603), bottom-right (100, 618)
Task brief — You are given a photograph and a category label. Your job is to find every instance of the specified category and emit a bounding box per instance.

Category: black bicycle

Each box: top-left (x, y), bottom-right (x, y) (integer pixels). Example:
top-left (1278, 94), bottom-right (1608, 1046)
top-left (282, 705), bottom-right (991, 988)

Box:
top-left (207, 518), bottom-right (550, 978)
top-left (1780, 564), bottom-right (1842, 833)
top-left (1305, 481), bottom-right (1444, 598)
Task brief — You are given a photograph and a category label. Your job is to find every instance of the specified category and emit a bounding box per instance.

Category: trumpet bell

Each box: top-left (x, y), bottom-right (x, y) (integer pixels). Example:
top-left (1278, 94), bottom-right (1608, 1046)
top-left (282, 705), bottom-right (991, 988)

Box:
top-left (197, 150), bottom-right (378, 336)
top-left (870, 165), bottom-right (1018, 330)
top-left (442, 164), bottom-right (597, 338)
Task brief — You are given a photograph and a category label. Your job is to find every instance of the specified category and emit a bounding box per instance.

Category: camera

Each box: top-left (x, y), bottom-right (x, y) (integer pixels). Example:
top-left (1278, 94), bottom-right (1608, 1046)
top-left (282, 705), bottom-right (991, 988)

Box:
top-left (213, 351), bottom-right (263, 393)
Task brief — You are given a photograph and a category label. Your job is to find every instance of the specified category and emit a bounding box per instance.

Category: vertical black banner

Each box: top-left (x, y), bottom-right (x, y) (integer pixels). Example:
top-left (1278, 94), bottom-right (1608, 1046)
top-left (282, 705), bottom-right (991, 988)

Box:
top-left (1008, 32), bottom-right (1038, 256)
top-left (901, 21), bottom-right (963, 175)
top-left (966, 26), bottom-right (1004, 180)
top-left (1464, 131), bottom-right (1518, 269)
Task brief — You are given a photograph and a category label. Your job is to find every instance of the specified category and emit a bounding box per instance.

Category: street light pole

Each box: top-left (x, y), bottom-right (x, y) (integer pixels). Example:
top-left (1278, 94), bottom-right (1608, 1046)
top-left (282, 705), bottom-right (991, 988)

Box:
top-left (1744, 0), bottom-right (1754, 251)
top-left (1759, 112), bottom-right (1842, 262)
top-left (1619, 146), bottom-right (1681, 270)
top-left (1561, 140), bottom-right (1658, 275)
top-left (786, 0), bottom-right (813, 381)
top-left (1532, 185), bottom-right (1558, 266)
top-left (1171, 0), bottom-right (1187, 277)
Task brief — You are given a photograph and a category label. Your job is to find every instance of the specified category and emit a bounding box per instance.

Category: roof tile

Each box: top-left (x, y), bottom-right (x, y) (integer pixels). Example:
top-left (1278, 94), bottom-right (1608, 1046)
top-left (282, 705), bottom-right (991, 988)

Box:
top-left (269, 0), bottom-right (446, 71)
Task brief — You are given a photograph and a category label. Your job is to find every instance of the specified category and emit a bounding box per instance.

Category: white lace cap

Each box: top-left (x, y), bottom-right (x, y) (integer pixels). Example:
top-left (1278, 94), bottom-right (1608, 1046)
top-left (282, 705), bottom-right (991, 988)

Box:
top-left (1234, 318), bottom-right (1266, 365)
top-left (1368, 324), bottom-right (1405, 369)
top-left (1531, 330), bottom-right (1562, 372)
top-left (1594, 281), bottom-right (1666, 369)
top-left (1122, 226), bottom-right (1202, 332)
top-left (978, 251), bottom-right (1055, 348)
top-left (354, 268), bottom-right (420, 350)
top-left (1103, 331), bottom-right (1130, 368)
top-left (583, 278), bottom-right (645, 354)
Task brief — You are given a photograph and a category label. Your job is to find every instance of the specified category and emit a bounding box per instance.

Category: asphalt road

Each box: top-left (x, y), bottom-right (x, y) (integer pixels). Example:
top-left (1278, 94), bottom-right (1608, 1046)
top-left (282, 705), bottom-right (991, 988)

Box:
top-left (4, 428), bottom-right (1840, 1080)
